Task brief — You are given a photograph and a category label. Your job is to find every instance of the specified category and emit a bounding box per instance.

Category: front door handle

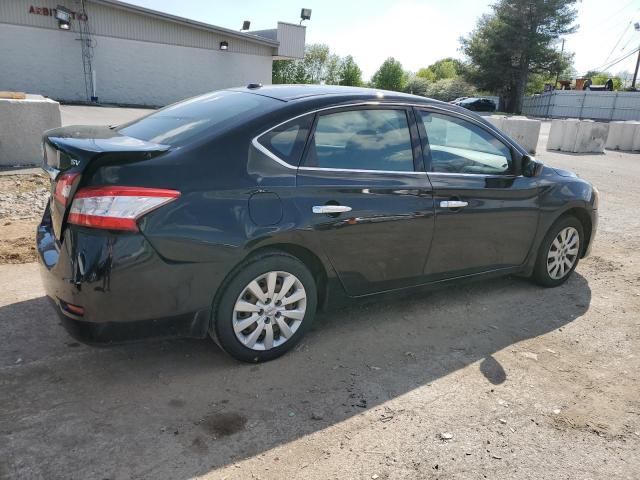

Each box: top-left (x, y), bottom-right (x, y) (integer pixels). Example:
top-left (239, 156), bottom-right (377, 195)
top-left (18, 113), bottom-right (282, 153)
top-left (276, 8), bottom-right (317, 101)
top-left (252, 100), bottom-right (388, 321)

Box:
top-left (312, 205), bottom-right (352, 214)
top-left (440, 200), bottom-right (468, 209)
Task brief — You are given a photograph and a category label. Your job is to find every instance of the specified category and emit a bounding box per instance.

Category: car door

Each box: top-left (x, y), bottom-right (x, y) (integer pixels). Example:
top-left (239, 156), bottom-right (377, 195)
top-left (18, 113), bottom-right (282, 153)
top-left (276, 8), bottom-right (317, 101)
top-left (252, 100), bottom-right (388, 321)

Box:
top-left (415, 108), bottom-right (539, 280)
top-left (294, 106), bottom-right (435, 296)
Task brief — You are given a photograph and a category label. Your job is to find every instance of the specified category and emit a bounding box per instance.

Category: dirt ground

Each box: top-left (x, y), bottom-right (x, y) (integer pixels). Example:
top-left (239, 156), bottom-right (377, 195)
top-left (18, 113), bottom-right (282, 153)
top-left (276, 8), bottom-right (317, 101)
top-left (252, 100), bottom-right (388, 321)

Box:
top-left (0, 120), bottom-right (639, 479)
top-left (0, 173), bottom-right (48, 264)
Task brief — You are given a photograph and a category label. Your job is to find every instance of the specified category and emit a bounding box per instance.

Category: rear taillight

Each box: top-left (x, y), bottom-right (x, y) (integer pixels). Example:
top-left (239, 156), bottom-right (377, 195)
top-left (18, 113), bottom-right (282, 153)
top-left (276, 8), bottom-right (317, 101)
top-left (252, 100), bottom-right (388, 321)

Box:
top-left (68, 186), bottom-right (181, 231)
top-left (54, 172), bottom-right (80, 206)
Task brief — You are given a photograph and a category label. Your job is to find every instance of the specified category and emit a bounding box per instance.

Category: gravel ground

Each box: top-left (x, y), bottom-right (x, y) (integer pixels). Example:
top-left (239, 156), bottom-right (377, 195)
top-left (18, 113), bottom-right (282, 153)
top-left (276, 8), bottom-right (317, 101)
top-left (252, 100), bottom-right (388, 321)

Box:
top-left (0, 120), bottom-right (639, 479)
top-left (0, 174), bottom-right (48, 263)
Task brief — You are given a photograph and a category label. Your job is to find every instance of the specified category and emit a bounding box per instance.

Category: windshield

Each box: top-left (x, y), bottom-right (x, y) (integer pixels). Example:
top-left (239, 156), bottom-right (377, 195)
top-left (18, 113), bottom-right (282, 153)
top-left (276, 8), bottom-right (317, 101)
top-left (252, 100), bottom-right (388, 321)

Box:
top-left (118, 90), bottom-right (278, 147)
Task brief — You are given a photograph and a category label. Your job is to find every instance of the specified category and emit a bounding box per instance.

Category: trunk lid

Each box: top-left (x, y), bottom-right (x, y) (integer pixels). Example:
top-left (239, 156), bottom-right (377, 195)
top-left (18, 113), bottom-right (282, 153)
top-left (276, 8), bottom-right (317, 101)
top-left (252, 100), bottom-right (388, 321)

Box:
top-left (42, 125), bottom-right (170, 239)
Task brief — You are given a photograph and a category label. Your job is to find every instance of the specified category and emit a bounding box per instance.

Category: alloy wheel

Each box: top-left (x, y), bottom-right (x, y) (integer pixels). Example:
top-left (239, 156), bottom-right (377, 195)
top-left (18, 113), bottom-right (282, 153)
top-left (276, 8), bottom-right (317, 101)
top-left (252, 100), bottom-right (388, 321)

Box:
top-left (232, 271), bottom-right (307, 351)
top-left (547, 226), bottom-right (580, 280)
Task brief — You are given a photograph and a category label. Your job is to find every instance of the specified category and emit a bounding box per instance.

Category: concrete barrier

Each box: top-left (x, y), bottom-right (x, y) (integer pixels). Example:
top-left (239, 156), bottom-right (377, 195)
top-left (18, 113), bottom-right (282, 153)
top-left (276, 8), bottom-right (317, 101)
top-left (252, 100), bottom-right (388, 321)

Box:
top-left (633, 125), bottom-right (640, 151)
top-left (547, 118), bottom-right (608, 153)
top-left (547, 119), bottom-right (570, 151)
top-left (0, 94), bottom-right (61, 166)
top-left (485, 115), bottom-right (541, 153)
top-left (605, 121), bottom-right (640, 151)
top-left (574, 121), bottom-right (609, 153)
top-left (485, 116), bottom-right (504, 130)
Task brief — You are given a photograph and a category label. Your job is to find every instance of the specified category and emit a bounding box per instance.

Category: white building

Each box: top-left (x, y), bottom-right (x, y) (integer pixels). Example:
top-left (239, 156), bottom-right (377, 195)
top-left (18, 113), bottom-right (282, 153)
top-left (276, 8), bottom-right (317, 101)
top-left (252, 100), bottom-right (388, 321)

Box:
top-left (0, 0), bottom-right (306, 106)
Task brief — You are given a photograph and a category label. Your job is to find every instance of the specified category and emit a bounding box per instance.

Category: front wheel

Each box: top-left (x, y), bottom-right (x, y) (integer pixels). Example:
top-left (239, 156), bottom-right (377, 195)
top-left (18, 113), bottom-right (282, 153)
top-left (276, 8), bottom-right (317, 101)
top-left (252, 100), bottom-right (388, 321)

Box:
top-left (532, 216), bottom-right (583, 287)
top-left (212, 252), bottom-right (317, 362)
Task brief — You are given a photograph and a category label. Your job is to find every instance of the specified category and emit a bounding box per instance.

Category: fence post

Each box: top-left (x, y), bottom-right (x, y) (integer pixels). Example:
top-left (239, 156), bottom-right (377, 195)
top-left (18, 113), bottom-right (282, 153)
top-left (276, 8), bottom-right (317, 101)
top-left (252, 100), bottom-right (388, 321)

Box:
top-left (545, 92), bottom-right (553, 118)
top-left (610, 91), bottom-right (620, 121)
top-left (578, 91), bottom-right (586, 119)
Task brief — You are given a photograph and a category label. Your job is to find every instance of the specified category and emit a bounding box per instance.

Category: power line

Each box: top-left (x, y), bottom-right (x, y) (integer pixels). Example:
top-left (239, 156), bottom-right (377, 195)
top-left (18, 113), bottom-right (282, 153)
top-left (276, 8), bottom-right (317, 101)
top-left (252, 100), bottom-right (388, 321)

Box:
top-left (603, 22), bottom-right (632, 65)
top-left (582, 46), bottom-right (640, 75)
top-left (584, 0), bottom-right (638, 33)
top-left (620, 31), bottom-right (637, 52)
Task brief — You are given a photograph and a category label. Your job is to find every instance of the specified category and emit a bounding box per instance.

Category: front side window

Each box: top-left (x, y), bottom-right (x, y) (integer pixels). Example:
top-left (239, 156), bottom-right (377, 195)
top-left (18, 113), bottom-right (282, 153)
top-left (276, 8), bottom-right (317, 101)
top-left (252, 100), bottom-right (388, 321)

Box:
top-left (419, 111), bottom-right (511, 175)
top-left (303, 109), bottom-right (414, 172)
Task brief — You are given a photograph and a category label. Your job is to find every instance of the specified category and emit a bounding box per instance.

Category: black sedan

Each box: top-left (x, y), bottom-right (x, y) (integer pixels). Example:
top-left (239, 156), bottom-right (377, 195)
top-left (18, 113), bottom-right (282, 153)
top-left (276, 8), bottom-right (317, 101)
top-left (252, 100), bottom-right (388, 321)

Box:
top-left (38, 85), bottom-right (597, 362)
top-left (455, 97), bottom-right (497, 112)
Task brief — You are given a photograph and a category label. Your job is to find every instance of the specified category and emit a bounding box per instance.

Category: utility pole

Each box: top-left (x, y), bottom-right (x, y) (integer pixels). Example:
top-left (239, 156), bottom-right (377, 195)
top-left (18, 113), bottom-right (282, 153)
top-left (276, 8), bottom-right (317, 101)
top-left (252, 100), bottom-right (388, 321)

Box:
top-left (633, 22), bottom-right (640, 90)
top-left (554, 38), bottom-right (565, 89)
top-left (633, 48), bottom-right (640, 89)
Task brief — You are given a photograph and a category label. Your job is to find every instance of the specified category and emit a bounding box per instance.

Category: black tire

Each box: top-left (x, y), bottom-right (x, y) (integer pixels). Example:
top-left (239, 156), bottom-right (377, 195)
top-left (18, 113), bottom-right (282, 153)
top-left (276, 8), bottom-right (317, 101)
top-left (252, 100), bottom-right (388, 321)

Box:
top-left (211, 251), bottom-right (317, 362)
top-left (532, 215), bottom-right (584, 287)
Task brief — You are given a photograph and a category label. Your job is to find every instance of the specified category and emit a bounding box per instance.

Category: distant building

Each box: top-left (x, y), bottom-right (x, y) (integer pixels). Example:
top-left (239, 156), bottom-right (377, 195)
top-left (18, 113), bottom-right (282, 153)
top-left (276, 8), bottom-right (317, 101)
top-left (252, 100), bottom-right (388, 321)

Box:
top-left (0, 0), bottom-right (305, 106)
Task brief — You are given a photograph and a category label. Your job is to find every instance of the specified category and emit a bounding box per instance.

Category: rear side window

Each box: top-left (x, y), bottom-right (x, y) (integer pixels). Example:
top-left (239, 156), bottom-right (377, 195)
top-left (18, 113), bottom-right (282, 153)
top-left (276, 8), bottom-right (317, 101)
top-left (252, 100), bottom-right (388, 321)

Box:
top-left (419, 111), bottom-right (511, 175)
top-left (303, 109), bottom-right (414, 172)
top-left (118, 90), bottom-right (278, 147)
top-left (257, 115), bottom-right (313, 166)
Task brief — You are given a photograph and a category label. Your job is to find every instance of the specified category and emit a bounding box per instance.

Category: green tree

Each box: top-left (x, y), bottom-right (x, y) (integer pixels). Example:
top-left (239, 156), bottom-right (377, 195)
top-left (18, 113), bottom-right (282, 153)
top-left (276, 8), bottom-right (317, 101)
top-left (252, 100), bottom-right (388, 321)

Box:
top-left (339, 55), bottom-right (363, 86)
top-left (404, 76), bottom-right (430, 96)
top-left (303, 44), bottom-right (331, 84)
top-left (272, 59), bottom-right (297, 84)
top-left (429, 58), bottom-right (466, 80)
top-left (293, 61), bottom-right (310, 84)
top-left (585, 71), bottom-right (623, 90)
top-left (416, 58), bottom-right (467, 83)
top-left (525, 73), bottom-right (555, 94)
top-left (416, 67), bottom-right (436, 82)
top-left (461, 0), bottom-right (578, 113)
top-left (324, 53), bottom-right (343, 85)
top-left (273, 44), bottom-right (364, 86)
top-left (372, 57), bottom-right (405, 91)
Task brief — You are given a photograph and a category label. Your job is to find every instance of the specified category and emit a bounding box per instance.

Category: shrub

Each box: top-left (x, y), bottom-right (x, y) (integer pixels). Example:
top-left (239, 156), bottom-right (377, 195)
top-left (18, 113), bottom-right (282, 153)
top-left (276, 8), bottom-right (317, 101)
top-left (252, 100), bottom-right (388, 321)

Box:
top-left (403, 76), bottom-right (430, 97)
top-left (426, 78), bottom-right (477, 101)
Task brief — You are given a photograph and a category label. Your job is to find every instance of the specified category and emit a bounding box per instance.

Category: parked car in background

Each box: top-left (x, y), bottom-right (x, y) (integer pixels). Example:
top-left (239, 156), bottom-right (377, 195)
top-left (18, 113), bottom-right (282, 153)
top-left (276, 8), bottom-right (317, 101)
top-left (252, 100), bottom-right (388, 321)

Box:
top-left (455, 97), bottom-right (497, 112)
top-left (450, 97), bottom-right (469, 104)
top-left (38, 85), bottom-right (597, 362)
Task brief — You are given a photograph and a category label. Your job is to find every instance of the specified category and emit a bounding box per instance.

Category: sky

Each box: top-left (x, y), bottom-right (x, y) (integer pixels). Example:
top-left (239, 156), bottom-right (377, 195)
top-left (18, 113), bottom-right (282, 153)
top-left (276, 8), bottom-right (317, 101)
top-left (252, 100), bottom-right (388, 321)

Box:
top-left (124, 0), bottom-right (640, 81)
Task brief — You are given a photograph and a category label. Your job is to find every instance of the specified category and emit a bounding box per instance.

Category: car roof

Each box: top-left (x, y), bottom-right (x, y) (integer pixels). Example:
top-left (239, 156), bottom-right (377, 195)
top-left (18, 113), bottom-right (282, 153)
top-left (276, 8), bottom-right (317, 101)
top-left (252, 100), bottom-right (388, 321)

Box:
top-left (229, 84), bottom-right (439, 105)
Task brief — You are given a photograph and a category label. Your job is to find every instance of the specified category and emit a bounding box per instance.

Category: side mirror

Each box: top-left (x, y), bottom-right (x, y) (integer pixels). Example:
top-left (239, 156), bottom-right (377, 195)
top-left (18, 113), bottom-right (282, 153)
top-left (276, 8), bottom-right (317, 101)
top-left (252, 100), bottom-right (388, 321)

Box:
top-left (521, 155), bottom-right (544, 177)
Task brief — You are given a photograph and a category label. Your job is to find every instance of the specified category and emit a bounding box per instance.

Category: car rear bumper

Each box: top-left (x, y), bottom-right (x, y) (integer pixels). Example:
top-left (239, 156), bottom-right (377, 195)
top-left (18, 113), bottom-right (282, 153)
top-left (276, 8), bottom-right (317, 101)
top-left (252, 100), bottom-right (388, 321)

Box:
top-left (37, 206), bottom-right (218, 344)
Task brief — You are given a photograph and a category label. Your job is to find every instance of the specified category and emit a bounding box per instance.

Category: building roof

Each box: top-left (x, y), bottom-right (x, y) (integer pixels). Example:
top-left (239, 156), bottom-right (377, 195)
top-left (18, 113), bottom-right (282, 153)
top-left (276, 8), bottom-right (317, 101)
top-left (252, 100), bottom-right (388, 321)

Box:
top-left (91, 0), bottom-right (280, 48)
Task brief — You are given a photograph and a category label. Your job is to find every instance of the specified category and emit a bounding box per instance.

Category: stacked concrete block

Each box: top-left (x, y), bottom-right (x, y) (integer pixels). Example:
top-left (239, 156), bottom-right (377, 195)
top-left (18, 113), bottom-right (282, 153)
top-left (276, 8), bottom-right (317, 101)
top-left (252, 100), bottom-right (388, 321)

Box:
top-left (0, 94), bottom-right (61, 166)
top-left (486, 115), bottom-right (542, 153)
top-left (605, 121), bottom-right (640, 151)
top-left (547, 119), bottom-right (609, 153)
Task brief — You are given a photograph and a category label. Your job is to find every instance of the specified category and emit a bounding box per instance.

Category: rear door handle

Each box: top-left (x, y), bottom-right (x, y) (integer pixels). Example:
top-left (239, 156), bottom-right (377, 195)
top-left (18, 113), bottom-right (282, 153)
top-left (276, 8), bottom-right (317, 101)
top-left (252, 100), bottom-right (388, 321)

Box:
top-left (312, 205), bottom-right (352, 214)
top-left (440, 200), bottom-right (468, 209)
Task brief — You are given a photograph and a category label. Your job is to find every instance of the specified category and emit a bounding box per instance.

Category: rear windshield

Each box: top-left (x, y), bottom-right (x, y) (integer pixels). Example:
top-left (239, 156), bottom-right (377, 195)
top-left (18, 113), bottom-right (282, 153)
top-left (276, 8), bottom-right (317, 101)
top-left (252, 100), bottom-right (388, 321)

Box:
top-left (118, 90), bottom-right (278, 147)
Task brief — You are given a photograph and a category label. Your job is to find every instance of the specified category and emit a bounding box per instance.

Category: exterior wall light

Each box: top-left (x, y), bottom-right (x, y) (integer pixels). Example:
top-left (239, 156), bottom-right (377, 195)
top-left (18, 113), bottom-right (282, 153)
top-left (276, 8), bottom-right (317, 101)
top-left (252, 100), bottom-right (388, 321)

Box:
top-left (55, 5), bottom-right (72, 30)
top-left (220, 41), bottom-right (229, 50)
top-left (300, 8), bottom-right (311, 24)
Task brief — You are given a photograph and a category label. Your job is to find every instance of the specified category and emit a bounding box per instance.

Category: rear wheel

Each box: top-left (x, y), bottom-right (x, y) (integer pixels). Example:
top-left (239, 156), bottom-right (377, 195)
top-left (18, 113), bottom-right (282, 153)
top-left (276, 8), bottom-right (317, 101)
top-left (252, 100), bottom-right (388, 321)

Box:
top-left (212, 252), bottom-right (317, 362)
top-left (532, 216), bottom-right (583, 287)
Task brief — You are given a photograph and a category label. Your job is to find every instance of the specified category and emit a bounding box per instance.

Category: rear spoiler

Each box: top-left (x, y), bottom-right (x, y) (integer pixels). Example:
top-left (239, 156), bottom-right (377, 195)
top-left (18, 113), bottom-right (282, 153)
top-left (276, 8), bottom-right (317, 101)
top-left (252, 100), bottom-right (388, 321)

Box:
top-left (43, 125), bottom-right (170, 173)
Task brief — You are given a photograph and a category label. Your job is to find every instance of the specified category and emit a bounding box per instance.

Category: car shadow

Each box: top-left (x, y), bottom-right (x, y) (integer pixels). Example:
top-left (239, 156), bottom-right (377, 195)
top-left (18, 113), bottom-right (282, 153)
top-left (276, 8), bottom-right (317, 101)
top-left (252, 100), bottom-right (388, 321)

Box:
top-left (0, 272), bottom-right (591, 479)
